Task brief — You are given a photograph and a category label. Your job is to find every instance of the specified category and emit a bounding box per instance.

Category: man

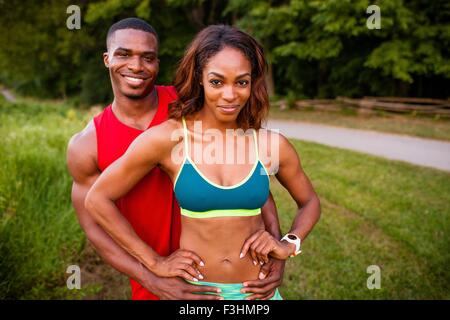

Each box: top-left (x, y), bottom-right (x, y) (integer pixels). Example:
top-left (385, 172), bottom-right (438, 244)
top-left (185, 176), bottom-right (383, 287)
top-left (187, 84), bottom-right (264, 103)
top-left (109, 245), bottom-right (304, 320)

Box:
top-left (67, 18), bottom-right (285, 300)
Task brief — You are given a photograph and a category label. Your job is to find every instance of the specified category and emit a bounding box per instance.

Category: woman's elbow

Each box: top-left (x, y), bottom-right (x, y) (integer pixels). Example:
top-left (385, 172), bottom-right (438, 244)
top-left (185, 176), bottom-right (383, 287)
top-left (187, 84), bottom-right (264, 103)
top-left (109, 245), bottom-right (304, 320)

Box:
top-left (314, 194), bottom-right (322, 220)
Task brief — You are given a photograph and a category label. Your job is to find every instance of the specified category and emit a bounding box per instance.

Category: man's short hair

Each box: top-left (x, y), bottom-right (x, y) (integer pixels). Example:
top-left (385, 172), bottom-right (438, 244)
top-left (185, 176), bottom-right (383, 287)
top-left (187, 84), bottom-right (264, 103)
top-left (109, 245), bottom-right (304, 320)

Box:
top-left (106, 17), bottom-right (159, 50)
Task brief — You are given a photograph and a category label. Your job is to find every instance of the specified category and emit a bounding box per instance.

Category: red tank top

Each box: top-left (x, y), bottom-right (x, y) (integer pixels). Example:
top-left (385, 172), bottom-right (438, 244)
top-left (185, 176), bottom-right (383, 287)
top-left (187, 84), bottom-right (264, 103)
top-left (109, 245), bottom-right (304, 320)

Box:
top-left (93, 85), bottom-right (181, 300)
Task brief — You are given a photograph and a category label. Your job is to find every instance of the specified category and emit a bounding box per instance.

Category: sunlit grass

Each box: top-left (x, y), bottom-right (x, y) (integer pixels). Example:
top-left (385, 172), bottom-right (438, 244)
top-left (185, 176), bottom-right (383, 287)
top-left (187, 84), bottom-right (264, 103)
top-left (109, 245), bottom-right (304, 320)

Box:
top-left (275, 139), bottom-right (450, 299)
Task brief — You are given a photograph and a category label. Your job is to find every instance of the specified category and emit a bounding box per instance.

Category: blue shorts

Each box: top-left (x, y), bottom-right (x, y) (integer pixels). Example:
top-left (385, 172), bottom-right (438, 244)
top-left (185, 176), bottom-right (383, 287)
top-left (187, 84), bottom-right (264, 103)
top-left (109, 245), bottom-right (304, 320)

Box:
top-left (187, 280), bottom-right (283, 300)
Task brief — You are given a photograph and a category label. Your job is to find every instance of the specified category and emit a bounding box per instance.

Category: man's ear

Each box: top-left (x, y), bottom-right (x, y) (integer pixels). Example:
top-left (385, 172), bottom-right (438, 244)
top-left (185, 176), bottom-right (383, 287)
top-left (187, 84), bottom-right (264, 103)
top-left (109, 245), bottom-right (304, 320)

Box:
top-left (103, 52), bottom-right (109, 68)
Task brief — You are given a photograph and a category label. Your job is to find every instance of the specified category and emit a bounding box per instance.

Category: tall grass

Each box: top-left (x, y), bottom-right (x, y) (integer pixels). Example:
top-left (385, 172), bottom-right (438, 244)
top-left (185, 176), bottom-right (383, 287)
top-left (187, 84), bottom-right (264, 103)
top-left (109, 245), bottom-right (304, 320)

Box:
top-left (0, 99), bottom-right (88, 299)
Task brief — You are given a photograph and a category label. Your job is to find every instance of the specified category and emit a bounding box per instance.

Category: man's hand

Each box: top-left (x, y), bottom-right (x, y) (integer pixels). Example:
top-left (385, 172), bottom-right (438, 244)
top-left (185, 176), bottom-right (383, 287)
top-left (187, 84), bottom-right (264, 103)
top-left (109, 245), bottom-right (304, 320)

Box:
top-left (139, 271), bottom-right (223, 300)
top-left (240, 258), bottom-right (285, 300)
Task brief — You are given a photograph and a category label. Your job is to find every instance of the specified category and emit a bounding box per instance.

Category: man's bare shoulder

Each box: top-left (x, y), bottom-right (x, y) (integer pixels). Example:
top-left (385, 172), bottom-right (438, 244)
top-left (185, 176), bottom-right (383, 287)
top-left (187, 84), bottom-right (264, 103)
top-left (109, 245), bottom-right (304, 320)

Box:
top-left (67, 121), bottom-right (98, 181)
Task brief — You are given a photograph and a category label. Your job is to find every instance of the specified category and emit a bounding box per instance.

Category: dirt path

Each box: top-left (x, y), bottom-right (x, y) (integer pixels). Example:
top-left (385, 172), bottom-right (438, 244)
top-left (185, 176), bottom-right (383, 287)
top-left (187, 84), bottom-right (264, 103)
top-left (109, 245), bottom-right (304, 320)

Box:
top-left (79, 243), bottom-right (130, 300)
top-left (267, 119), bottom-right (450, 172)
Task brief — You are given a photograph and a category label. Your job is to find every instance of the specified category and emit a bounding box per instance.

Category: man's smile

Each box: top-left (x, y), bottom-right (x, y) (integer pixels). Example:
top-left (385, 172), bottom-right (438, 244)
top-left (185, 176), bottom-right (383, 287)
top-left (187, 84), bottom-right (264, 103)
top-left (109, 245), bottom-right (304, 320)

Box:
top-left (121, 74), bottom-right (150, 86)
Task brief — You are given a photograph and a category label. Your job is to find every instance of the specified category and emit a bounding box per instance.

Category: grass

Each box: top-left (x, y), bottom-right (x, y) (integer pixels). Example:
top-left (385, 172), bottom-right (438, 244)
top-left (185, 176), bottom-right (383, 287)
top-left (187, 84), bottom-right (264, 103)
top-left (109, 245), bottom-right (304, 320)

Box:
top-left (274, 140), bottom-right (450, 299)
top-left (0, 98), bottom-right (100, 299)
top-left (269, 106), bottom-right (450, 141)
top-left (0, 97), bottom-right (448, 299)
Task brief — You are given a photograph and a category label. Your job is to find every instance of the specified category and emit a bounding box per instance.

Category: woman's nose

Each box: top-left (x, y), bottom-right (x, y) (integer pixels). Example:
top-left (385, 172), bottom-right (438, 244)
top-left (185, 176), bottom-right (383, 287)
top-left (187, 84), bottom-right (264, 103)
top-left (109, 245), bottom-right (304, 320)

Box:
top-left (222, 85), bottom-right (236, 101)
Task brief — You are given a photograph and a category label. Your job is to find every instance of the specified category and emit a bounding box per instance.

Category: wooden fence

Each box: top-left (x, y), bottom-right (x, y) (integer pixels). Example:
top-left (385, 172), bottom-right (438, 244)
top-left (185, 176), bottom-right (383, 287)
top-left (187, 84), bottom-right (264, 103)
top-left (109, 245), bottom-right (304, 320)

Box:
top-left (273, 97), bottom-right (450, 117)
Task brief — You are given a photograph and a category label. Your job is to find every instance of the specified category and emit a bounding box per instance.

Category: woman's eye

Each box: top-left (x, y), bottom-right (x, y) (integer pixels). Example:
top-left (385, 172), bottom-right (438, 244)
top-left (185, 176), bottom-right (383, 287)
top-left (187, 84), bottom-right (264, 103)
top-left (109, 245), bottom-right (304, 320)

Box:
top-left (237, 80), bottom-right (249, 86)
top-left (210, 80), bottom-right (222, 86)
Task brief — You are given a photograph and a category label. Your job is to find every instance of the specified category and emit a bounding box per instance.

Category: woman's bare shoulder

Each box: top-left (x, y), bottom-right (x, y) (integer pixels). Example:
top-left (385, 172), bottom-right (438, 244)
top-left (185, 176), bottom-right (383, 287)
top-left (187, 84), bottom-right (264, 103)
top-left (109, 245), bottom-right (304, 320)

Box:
top-left (140, 118), bottom-right (183, 142)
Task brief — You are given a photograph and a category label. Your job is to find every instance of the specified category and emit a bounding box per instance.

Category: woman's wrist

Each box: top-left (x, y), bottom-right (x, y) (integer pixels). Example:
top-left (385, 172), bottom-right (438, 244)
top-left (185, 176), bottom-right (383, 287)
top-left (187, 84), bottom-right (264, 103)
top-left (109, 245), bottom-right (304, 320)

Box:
top-left (136, 245), bottom-right (161, 275)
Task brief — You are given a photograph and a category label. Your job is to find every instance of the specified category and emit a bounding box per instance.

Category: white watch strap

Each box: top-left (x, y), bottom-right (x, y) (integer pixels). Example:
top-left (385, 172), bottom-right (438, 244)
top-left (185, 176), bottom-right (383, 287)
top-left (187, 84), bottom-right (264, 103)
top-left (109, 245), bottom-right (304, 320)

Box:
top-left (281, 233), bottom-right (302, 257)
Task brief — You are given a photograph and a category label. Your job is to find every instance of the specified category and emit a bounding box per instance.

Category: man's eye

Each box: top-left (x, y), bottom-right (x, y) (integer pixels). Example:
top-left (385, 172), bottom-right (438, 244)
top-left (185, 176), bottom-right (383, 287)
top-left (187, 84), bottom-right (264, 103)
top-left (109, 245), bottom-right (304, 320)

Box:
top-left (144, 56), bottom-right (155, 62)
top-left (117, 52), bottom-right (128, 57)
top-left (210, 80), bottom-right (222, 86)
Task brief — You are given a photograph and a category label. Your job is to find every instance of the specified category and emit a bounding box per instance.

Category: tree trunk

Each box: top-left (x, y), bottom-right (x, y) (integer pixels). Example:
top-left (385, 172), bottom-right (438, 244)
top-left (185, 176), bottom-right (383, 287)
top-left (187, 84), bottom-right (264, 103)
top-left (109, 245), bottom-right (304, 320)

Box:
top-left (266, 61), bottom-right (275, 97)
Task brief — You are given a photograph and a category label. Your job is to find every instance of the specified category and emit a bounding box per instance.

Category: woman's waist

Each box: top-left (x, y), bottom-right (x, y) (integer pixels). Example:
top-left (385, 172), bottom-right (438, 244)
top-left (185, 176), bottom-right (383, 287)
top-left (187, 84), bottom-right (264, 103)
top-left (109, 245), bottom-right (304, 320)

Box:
top-left (183, 245), bottom-right (261, 283)
top-left (180, 216), bottom-right (265, 282)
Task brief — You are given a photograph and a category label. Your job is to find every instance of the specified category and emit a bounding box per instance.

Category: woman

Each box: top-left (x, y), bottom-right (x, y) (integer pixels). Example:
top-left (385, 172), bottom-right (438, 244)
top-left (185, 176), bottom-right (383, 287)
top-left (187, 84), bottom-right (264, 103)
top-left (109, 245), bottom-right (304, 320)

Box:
top-left (85, 25), bottom-right (321, 300)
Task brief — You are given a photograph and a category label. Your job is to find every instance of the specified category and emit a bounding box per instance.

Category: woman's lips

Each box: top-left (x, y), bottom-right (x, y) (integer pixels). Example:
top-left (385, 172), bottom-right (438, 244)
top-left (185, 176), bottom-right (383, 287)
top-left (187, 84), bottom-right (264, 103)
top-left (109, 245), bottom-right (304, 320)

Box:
top-left (218, 105), bottom-right (239, 114)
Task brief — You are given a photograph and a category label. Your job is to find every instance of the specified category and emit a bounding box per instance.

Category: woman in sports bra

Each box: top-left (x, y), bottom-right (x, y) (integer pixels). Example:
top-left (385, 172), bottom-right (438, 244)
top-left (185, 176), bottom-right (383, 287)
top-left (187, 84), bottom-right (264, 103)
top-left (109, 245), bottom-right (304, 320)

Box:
top-left (86, 25), bottom-right (321, 300)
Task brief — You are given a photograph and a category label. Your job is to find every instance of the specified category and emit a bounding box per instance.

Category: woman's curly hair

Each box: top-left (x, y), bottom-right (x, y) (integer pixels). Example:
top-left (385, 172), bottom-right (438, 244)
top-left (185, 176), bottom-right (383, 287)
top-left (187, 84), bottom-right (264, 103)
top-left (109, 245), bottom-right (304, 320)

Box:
top-left (169, 24), bottom-right (269, 130)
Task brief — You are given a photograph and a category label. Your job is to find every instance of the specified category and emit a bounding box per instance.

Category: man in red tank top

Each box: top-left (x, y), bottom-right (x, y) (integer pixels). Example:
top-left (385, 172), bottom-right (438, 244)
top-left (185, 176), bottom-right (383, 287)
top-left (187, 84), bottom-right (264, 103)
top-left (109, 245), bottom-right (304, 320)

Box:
top-left (67, 18), bottom-right (285, 300)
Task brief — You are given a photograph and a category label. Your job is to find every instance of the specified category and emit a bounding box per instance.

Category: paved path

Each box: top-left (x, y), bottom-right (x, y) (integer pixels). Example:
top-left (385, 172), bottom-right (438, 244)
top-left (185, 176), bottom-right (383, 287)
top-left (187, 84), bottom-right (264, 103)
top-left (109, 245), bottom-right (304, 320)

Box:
top-left (266, 119), bottom-right (450, 172)
top-left (1, 88), bottom-right (16, 102)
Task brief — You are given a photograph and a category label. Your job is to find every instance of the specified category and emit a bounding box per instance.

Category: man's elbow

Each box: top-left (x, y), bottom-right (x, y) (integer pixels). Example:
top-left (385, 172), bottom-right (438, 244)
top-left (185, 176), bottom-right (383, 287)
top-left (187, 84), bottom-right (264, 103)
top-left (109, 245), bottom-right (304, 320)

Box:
top-left (84, 189), bottom-right (100, 222)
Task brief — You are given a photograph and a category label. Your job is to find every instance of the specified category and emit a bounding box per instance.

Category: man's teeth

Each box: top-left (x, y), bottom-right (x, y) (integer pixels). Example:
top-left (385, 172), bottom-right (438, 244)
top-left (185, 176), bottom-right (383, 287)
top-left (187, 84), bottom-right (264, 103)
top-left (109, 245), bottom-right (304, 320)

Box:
top-left (125, 76), bottom-right (144, 84)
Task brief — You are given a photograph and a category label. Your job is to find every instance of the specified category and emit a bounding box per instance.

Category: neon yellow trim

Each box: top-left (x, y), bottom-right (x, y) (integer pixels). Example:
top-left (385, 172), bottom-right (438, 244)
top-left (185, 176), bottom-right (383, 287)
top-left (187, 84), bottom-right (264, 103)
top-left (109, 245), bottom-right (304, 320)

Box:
top-left (174, 118), bottom-right (269, 190)
top-left (260, 162), bottom-right (271, 177)
top-left (173, 117), bottom-right (189, 188)
top-left (173, 158), bottom-right (187, 188)
top-left (185, 155), bottom-right (258, 189)
top-left (181, 117), bottom-right (189, 155)
top-left (181, 208), bottom-right (261, 218)
top-left (252, 129), bottom-right (259, 160)
top-left (252, 129), bottom-right (271, 178)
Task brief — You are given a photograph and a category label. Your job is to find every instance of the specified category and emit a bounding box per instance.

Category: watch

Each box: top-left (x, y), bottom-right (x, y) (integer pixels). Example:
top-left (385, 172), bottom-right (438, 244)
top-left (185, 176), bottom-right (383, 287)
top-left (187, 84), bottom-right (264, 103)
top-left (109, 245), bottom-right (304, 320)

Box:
top-left (281, 233), bottom-right (302, 257)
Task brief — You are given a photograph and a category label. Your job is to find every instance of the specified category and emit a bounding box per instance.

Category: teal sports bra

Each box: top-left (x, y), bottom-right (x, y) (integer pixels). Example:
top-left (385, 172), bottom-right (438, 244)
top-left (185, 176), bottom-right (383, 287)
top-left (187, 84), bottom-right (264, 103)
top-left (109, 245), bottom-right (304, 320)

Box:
top-left (173, 117), bottom-right (270, 219)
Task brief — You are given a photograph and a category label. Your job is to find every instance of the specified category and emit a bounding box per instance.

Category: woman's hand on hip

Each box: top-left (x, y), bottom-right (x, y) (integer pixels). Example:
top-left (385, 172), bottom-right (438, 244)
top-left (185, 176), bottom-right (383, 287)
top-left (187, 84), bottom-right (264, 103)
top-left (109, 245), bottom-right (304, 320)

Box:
top-left (240, 230), bottom-right (294, 264)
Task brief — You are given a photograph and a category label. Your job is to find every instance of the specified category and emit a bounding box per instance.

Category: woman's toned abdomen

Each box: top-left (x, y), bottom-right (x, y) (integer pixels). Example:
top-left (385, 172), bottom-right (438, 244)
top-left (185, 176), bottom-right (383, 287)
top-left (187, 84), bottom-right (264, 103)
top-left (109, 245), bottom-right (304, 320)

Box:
top-left (180, 215), bottom-right (265, 283)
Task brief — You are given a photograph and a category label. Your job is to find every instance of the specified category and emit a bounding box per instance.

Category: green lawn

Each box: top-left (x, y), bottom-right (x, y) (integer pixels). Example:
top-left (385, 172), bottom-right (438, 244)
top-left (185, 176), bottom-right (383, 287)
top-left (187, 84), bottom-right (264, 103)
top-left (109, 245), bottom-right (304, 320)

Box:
top-left (269, 106), bottom-right (450, 141)
top-left (275, 139), bottom-right (450, 299)
top-left (0, 98), bottom-right (448, 299)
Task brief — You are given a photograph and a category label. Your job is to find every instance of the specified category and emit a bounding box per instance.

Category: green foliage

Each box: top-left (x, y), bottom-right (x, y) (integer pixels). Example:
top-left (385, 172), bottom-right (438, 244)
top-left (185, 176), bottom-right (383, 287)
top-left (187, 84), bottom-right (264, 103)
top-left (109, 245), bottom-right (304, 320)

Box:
top-left (234, 0), bottom-right (450, 98)
top-left (0, 0), bottom-right (449, 104)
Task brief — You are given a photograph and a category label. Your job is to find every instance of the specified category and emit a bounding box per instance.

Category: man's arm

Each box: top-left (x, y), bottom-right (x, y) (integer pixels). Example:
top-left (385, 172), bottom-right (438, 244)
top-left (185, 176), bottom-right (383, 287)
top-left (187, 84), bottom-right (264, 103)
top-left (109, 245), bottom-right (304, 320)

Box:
top-left (67, 123), bottom-right (221, 299)
top-left (67, 124), bottom-right (152, 287)
top-left (261, 191), bottom-right (281, 239)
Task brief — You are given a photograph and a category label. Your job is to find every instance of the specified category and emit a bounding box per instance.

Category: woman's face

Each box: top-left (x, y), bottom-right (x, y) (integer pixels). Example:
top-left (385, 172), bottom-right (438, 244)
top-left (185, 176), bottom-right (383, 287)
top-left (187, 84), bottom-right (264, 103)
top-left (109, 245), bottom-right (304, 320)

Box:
top-left (201, 46), bottom-right (252, 125)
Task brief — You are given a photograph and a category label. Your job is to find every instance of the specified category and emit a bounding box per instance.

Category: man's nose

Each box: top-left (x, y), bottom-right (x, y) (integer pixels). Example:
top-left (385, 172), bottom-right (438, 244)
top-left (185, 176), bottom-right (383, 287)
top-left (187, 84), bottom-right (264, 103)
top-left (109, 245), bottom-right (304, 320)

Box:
top-left (222, 85), bottom-right (236, 101)
top-left (127, 56), bottom-right (143, 72)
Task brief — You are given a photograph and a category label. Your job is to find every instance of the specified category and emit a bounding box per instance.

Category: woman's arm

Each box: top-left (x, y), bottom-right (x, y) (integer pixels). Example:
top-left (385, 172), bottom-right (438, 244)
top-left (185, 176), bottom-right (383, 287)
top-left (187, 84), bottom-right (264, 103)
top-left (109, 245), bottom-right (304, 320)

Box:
top-left (85, 124), bottom-right (204, 281)
top-left (240, 132), bottom-right (321, 261)
top-left (274, 133), bottom-right (321, 243)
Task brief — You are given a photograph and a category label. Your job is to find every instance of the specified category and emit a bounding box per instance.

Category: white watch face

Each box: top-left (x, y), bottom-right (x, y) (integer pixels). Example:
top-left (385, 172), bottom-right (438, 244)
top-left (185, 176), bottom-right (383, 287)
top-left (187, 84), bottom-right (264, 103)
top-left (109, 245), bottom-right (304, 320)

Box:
top-left (287, 234), bottom-right (298, 241)
top-left (283, 234), bottom-right (301, 255)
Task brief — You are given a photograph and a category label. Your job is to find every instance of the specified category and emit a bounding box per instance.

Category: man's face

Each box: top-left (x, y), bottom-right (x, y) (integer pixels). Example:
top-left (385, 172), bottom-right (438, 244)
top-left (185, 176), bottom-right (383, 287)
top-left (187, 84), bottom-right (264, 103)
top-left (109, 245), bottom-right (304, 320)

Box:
top-left (104, 29), bottom-right (159, 100)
